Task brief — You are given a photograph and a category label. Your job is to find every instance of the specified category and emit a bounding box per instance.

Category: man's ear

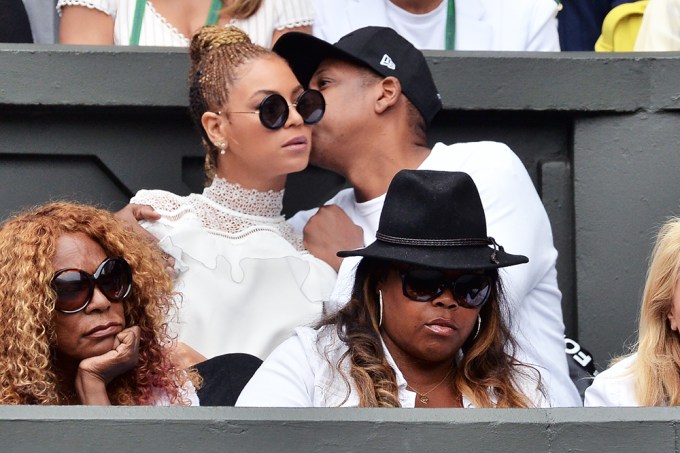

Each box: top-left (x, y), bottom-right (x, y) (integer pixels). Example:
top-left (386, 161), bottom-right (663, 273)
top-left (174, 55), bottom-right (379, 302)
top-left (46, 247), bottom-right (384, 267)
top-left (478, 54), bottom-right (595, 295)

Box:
top-left (374, 76), bottom-right (402, 114)
top-left (201, 111), bottom-right (226, 146)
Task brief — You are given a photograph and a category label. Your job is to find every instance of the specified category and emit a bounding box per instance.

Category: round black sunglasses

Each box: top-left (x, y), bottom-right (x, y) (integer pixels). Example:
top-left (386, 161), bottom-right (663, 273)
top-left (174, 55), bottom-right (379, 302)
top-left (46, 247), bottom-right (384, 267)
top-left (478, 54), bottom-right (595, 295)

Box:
top-left (218, 89), bottom-right (325, 130)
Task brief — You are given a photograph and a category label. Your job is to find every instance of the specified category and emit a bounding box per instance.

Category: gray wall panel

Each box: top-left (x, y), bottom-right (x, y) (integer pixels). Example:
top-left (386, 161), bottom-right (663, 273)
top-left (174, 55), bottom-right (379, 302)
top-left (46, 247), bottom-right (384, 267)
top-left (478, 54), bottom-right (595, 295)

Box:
top-left (574, 112), bottom-right (680, 364)
top-left (1, 406), bottom-right (680, 452)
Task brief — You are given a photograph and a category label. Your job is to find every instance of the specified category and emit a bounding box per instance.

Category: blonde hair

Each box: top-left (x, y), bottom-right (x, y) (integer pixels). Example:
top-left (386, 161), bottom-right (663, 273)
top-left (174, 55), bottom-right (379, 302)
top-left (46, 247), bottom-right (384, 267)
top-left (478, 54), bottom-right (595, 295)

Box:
top-left (188, 25), bottom-right (271, 183)
top-left (323, 259), bottom-right (541, 408)
top-left (631, 217), bottom-right (680, 405)
top-left (221, 0), bottom-right (263, 19)
top-left (0, 202), bottom-right (193, 405)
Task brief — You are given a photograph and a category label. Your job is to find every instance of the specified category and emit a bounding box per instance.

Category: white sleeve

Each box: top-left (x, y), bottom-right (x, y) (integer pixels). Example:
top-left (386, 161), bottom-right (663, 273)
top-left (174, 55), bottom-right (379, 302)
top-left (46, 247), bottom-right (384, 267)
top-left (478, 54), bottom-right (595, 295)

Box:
top-left (297, 251), bottom-right (339, 305)
top-left (273, 0), bottom-right (314, 30)
top-left (583, 374), bottom-right (616, 407)
top-left (326, 256), bottom-right (360, 314)
top-left (235, 334), bottom-right (316, 407)
top-left (287, 207), bottom-right (319, 235)
top-left (129, 190), bottom-right (187, 270)
top-left (56, 0), bottom-right (117, 16)
top-left (471, 143), bottom-right (559, 312)
top-left (526, 0), bottom-right (560, 51)
top-left (311, 0), bottom-right (330, 40)
top-left (634, 0), bottom-right (680, 51)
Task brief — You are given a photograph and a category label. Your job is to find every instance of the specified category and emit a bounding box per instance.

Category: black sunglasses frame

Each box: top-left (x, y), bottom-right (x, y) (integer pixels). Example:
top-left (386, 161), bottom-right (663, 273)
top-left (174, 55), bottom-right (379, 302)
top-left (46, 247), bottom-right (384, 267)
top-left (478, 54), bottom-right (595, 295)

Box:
top-left (398, 268), bottom-right (495, 309)
top-left (226, 89), bottom-right (326, 130)
top-left (51, 256), bottom-right (133, 314)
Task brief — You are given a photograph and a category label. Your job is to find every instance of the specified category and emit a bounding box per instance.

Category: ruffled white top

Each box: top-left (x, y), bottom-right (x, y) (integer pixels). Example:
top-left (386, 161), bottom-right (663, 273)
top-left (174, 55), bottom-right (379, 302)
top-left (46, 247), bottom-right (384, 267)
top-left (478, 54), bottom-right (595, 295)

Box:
top-left (56, 0), bottom-right (313, 47)
top-left (131, 178), bottom-right (336, 360)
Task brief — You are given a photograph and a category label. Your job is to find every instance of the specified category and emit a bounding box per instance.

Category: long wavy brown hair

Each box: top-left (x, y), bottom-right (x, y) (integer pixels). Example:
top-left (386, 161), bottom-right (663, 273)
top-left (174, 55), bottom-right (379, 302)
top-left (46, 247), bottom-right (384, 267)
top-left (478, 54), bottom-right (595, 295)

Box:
top-left (0, 202), bottom-right (193, 405)
top-left (322, 258), bottom-right (542, 408)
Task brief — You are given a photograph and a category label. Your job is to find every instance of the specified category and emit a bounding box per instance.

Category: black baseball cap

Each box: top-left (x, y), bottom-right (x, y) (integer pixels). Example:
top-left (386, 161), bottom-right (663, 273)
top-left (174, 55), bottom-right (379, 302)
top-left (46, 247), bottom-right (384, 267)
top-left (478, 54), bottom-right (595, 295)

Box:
top-left (273, 26), bottom-right (443, 126)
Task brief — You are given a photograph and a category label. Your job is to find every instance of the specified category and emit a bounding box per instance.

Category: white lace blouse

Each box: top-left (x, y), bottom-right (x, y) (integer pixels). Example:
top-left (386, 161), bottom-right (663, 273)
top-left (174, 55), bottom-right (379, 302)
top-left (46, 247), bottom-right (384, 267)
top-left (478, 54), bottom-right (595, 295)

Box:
top-left (130, 178), bottom-right (336, 360)
top-left (56, 0), bottom-right (313, 47)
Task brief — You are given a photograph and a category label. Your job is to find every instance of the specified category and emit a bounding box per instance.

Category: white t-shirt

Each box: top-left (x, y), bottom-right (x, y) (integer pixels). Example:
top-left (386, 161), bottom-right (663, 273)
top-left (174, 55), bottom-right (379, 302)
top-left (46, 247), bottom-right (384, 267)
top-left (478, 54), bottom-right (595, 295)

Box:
top-left (56, 0), bottom-right (313, 47)
top-left (313, 0), bottom-right (560, 51)
top-left (289, 141), bottom-right (581, 407)
top-left (584, 354), bottom-right (641, 407)
top-left (236, 325), bottom-right (548, 407)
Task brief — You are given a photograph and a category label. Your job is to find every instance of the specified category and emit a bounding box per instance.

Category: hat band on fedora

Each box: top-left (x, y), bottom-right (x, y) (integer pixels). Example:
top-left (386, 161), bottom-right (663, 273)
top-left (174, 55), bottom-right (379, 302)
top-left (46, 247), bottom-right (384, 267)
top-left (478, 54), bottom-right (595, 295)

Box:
top-left (375, 233), bottom-right (501, 264)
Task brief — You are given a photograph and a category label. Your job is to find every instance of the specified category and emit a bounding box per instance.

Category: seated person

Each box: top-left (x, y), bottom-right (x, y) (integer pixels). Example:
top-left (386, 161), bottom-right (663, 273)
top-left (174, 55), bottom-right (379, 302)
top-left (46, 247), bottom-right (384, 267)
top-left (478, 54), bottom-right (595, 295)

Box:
top-left (0, 202), bottom-right (198, 405)
top-left (237, 170), bottom-right (548, 407)
top-left (313, 0), bottom-right (560, 50)
top-left (273, 26), bottom-right (581, 407)
top-left (585, 217), bottom-right (680, 406)
top-left (58, 0), bottom-right (312, 47)
top-left (124, 26), bottom-right (337, 362)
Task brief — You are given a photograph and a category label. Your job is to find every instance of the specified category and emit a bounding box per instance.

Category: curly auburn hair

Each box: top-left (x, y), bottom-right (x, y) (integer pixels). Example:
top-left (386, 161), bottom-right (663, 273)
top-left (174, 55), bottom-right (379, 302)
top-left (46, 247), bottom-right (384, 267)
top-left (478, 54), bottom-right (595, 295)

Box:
top-left (322, 259), bottom-right (542, 408)
top-left (188, 25), bottom-right (272, 183)
top-left (0, 201), bottom-right (193, 405)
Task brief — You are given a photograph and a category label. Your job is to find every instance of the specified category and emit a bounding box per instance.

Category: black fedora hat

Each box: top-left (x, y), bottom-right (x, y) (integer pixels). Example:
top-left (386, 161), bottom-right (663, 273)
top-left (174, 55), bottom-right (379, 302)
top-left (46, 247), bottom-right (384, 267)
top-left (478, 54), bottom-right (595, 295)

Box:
top-left (337, 170), bottom-right (529, 270)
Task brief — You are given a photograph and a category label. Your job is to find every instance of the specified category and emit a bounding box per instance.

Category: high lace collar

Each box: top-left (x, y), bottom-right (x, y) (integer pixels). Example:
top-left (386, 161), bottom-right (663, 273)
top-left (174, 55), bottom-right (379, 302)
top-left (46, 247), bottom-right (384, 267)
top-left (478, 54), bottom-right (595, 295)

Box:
top-left (202, 177), bottom-right (285, 218)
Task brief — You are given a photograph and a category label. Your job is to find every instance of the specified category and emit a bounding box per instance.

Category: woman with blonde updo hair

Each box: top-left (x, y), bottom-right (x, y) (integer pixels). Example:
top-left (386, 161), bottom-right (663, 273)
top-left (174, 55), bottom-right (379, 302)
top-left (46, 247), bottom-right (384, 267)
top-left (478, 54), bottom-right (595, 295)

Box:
top-left (586, 217), bottom-right (680, 406)
top-left (127, 25), bottom-right (336, 363)
top-left (0, 202), bottom-right (198, 405)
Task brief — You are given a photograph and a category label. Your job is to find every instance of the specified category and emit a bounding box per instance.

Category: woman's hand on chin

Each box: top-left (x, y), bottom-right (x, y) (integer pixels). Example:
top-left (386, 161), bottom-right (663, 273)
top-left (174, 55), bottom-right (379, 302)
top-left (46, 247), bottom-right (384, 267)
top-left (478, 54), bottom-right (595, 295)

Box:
top-left (75, 326), bottom-right (141, 405)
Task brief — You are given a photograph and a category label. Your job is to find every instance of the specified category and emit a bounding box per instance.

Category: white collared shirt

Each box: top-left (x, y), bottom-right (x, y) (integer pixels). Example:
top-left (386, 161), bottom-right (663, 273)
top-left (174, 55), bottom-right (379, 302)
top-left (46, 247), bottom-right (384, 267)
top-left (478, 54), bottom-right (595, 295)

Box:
top-left (288, 141), bottom-right (582, 407)
top-left (312, 0), bottom-right (560, 51)
top-left (236, 325), bottom-right (547, 407)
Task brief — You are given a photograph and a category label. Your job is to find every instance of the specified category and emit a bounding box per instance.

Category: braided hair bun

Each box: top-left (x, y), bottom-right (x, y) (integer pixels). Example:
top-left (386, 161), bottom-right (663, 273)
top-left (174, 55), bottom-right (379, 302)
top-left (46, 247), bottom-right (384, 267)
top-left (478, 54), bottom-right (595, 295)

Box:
top-left (189, 25), bottom-right (253, 67)
top-left (187, 25), bottom-right (270, 183)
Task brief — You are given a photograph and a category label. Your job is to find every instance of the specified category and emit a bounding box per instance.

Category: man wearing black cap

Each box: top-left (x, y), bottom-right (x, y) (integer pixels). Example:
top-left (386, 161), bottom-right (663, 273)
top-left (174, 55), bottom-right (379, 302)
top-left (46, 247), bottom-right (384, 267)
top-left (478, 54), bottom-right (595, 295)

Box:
top-left (273, 26), bottom-right (582, 407)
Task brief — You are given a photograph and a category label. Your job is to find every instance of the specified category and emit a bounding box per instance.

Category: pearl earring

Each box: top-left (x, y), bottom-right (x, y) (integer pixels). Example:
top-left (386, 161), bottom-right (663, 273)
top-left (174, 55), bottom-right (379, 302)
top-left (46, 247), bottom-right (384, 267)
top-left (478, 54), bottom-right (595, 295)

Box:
top-left (216, 141), bottom-right (227, 155)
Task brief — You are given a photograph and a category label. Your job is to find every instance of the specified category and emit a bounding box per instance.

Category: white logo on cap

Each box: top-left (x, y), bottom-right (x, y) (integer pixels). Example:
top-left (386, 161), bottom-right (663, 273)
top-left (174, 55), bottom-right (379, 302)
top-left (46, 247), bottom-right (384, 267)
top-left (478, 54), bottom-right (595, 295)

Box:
top-left (380, 54), bottom-right (396, 70)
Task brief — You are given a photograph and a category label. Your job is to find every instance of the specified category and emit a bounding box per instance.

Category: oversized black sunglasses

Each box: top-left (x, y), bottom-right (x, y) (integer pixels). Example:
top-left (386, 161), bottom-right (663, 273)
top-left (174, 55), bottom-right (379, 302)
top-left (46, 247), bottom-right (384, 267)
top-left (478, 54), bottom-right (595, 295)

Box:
top-left (399, 268), bottom-right (494, 308)
top-left (222, 89), bottom-right (325, 130)
top-left (51, 256), bottom-right (133, 314)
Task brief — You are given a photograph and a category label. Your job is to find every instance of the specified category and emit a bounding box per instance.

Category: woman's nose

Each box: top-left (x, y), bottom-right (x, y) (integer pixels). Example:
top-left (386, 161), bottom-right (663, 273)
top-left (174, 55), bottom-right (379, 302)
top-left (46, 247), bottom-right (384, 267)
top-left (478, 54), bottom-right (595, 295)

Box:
top-left (432, 287), bottom-right (458, 309)
top-left (84, 286), bottom-right (111, 313)
top-left (285, 103), bottom-right (305, 127)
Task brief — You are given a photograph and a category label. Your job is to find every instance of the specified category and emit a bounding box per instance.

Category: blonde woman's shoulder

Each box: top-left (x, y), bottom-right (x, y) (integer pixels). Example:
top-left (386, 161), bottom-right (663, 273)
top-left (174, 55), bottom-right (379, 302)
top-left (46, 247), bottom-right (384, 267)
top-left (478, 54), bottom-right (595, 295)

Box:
top-left (584, 353), bottom-right (639, 407)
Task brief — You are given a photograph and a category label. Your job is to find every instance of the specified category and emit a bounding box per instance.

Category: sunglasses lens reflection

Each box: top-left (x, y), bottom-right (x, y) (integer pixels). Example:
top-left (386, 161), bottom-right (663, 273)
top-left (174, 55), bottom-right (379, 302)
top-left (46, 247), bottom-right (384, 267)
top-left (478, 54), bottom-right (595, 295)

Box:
top-left (297, 90), bottom-right (325, 125)
top-left (453, 274), bottom-right (492, 308)
top-left (259, 94), bottom-right (288, 129)
top-left (53, 271), bottom-right (92, 312)
top-left (403, 269), bottom-right (446, 301)
top-left (402, 269), bottom-right (492, 308)
top-left (257, 90), bottom-right (325, 129)
top-left (98, 258), bottom-right (132, 301)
